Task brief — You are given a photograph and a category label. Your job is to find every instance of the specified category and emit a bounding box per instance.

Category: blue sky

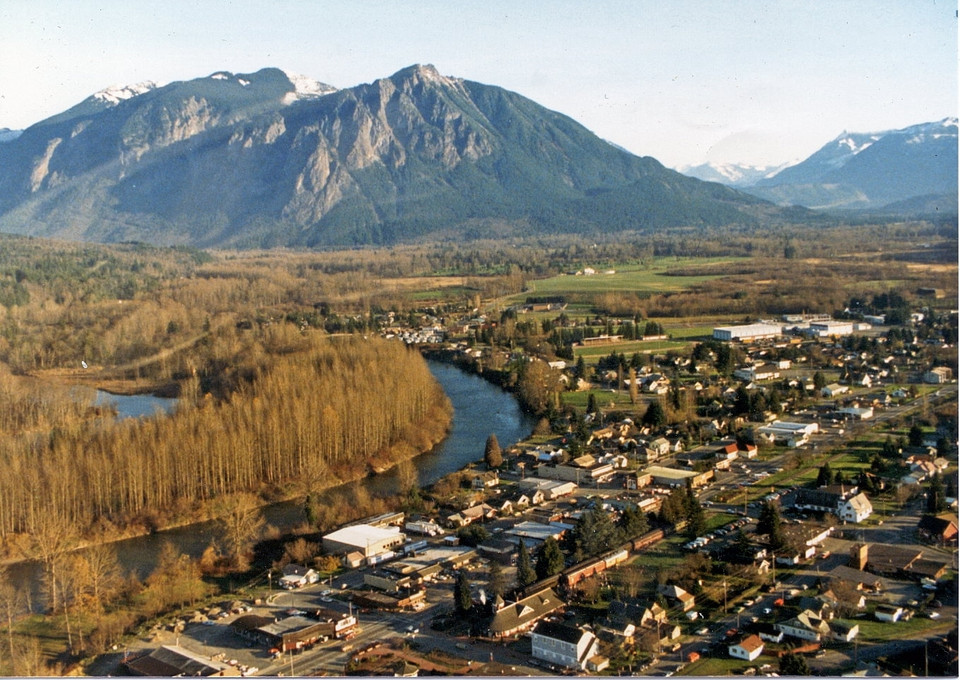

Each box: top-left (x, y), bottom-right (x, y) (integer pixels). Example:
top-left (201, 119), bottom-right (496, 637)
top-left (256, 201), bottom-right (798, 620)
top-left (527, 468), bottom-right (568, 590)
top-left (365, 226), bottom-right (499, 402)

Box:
top-left (0, 0), bottom-right (955, 168)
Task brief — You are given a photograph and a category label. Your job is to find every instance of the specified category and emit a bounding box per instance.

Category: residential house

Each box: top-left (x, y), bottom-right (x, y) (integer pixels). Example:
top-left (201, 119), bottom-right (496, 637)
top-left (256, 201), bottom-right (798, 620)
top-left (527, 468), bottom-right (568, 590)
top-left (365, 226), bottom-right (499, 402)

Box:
top-left (657, 584), bottom-right (696, 612)
top-left (819, 587), bottom-right (866, 613)
top-left (822, 383), bottom-right (849, 398)
top-left (838, 493), bottom-right (873, 524)
top-left (531, 621), bottom-right (600, 671)
top-left (279, 565), bottom-right (320, 590)
top-left (470, 471), bottom-right (500, 489)
top-left (778, 610), bottom-right (830, 641)
top-left (728, 634), bottom-right (765, 661)
top-left (874, 604), bottom-right (904, 623)
top-left (923, 367), bottom-right (952, 384)
top-left (756, 623), bottom-right (784, 644)
top-left (831, 620), bottom-right (860, 642)
top-left (918, 513), bottom-right (959, 543)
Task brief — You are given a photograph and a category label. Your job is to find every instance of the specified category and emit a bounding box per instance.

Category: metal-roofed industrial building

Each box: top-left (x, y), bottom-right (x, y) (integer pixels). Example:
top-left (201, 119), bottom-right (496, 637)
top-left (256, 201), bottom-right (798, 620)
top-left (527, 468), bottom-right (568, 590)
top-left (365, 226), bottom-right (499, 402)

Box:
top-left (713, 323), bottom-right (782, 342)
top-left (322, 524), bottom-right (405, 558)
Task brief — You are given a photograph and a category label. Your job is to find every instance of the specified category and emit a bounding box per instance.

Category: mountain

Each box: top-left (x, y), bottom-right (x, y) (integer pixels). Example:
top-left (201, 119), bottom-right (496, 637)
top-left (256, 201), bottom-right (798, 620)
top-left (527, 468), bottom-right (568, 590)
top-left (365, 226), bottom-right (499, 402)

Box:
top-left (679, 161), bottom-right (790, 187)
top-left (743, 119), bottom-right (958, 211)
top-left (0, 65), bottom-right (792, 248)
top-left (0, 128), bottom-right (21, 143)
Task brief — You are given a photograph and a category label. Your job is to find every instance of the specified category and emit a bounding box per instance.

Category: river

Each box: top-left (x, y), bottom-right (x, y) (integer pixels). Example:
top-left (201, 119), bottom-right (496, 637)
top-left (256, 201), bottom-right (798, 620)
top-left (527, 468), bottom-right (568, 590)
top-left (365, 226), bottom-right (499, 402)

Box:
top-left (12, 359), bottom-right (535, 598)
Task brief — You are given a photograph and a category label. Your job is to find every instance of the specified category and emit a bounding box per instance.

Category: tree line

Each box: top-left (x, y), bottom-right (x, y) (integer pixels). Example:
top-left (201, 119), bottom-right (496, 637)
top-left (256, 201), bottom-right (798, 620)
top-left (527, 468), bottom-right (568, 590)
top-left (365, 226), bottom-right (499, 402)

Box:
top-left (0, 330), bottom-right (449, 550)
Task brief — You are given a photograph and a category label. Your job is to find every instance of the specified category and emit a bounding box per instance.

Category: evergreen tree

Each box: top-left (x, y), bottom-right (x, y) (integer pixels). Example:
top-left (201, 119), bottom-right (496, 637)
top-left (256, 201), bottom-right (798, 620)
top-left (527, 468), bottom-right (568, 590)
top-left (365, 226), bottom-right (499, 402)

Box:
top-left (487, 560), bottom-right (506, 599)
top-left (758, 502), bottom-right (785, 551)
top-left (642, 399), bottom-right (667, 428)
top-left (927, 474), bottom-right (947, 514)
top-left (574, 504), bottom-right (621, 557)
top-left (535, 537), bottom-right (565, 580)
top-left (454, 570), bottom-right (472, 617)
top-left (908, 423), bottom-right (925, 448)
top-left (587, 392), bottom-right (598, 415)
top-left (617, 505), bottom-right (649, 540)
top-left (684, 485), bottom-right (707, 539)
top-left (816, 463), bottom-right (833, 487)
top-left (484, 433), bottom-right (503, 469)
top-left (516, 540), bottom-right (536, 590)
top-left (779, 653), bottom-right (810, 676)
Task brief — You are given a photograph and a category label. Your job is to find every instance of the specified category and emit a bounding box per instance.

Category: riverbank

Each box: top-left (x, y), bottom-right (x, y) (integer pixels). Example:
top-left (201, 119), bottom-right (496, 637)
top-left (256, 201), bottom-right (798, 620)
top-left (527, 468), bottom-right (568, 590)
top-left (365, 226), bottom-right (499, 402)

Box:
top-left (0, 382), bottom-right (453, 567)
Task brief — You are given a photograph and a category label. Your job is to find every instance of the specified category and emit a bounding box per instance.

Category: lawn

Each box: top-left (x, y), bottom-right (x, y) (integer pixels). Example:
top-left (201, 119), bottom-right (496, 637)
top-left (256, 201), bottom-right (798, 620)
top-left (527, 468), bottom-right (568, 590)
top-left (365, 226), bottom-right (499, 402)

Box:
top-left (678, 653), bottom-right (777, 676)
top-left (843, 615), bottom-right (953, 643)
top-left (573, 338), bottom-right (690, 362)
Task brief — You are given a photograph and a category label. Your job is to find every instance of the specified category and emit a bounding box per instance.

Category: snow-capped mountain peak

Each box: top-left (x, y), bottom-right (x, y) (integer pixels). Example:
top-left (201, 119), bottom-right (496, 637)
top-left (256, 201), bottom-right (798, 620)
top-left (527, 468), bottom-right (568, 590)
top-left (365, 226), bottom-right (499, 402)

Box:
top-left (91, 81), bottom-right (159, 106)
top-left (678, 161), bottom-right (791, 187)
top-left (281, 70), bottom-right (337, 104)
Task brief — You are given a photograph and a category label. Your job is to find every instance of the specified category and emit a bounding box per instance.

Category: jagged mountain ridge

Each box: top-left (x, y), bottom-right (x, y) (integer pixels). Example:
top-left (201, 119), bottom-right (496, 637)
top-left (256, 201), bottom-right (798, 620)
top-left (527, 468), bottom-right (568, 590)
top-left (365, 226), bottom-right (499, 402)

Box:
top-left (0, 65), bottom-right (790, 247)
top-left (711, 119), bottom-right (958, 212)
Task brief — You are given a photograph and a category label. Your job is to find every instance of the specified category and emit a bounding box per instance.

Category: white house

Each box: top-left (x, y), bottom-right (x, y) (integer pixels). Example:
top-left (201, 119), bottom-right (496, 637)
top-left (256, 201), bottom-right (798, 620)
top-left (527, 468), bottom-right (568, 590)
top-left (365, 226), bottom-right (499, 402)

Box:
top-left (838, 493), bottom-right (873, 524)
top-left (822, 383), bottom-right (850, 398)
top-left (728, 634), bottom-right (765, 661)
top-left (279, 565), bottom-right (320, 590)
top-left (778, 610), bottom-right (831, 641)
top-left (531, 621), bottom-right (599, 670)
top-left (874, 604), bottom-right (904, 623)
top-left (923, 367), bottom-right (952, 384)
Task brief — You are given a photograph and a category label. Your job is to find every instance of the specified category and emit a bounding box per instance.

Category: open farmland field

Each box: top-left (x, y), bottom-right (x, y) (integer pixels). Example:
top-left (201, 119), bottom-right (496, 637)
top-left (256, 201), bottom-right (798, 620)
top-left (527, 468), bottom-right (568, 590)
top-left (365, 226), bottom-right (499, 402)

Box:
top-left (517, 257), bottom-right (742, 298)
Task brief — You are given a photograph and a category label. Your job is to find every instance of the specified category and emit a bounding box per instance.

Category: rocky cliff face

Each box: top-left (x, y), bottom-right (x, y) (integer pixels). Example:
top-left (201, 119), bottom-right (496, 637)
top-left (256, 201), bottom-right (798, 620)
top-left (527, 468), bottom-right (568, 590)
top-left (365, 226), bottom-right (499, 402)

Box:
top-left (0, 65), bottom-right (776, 247)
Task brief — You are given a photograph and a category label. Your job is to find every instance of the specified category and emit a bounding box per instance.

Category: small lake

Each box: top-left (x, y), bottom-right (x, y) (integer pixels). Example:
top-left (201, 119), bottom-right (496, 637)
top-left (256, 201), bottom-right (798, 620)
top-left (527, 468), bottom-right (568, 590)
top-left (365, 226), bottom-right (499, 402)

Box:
top-left (94, 390), bottom-right (178, 420)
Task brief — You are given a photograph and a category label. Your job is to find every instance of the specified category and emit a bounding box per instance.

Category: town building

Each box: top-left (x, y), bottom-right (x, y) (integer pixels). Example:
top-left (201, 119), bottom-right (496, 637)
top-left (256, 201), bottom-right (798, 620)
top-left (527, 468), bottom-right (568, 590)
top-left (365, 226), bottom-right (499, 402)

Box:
top-left (809, 320), bottom-right (855, 337)
top-left (125, 645), bottom-right (241, 677)
top-left (322, 523), bottom-right (406, 560)
top-left (531, 621), bottom-right (600, 671)
top-left (713, 323), bottom-right (783, 342)
top-left (645, 465), bottom-right (713, 488)
top-left (487, 589), bottom-right (564, 638)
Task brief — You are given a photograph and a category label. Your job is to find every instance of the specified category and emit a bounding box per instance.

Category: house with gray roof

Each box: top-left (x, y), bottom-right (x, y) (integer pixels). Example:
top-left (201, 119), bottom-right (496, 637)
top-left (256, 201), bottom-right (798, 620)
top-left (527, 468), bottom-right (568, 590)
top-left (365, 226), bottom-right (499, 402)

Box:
top-left (487, 588), bottom-right (564, 639)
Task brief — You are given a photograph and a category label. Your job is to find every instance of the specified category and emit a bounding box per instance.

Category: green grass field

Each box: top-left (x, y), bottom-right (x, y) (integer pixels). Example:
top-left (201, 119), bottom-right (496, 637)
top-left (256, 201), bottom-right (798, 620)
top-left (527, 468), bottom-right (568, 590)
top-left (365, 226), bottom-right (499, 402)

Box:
top-left (514, 258), bottom-right (744, 299)
top-left (573, 338), bottom-right (690, 362)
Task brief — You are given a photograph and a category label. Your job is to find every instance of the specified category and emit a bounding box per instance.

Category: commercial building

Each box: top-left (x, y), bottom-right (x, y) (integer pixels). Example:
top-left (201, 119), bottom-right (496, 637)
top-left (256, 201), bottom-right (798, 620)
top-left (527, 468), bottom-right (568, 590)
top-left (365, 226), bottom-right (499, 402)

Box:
top-left (809, 320), bottom-right (854, 337)
top-left (713, 323), bottom-right (783, 342)
top-left (488, 588), bottom-right (564, 638)
top-left (645, 465), bottom-right (713, 488)
top-left (125, 645), bottom-right (241, 677)
top-left (322, 524), bottom-right (405, 559)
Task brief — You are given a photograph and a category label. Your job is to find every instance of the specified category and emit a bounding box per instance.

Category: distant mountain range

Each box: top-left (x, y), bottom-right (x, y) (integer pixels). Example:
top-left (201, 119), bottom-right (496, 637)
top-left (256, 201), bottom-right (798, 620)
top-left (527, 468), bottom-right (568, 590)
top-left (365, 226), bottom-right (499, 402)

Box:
top-left (678, 162), bottom-right (791, 188)
top-left (0, 65), bottom-right (805, 248)
top-left (682, 119), bottom-right (958, 213)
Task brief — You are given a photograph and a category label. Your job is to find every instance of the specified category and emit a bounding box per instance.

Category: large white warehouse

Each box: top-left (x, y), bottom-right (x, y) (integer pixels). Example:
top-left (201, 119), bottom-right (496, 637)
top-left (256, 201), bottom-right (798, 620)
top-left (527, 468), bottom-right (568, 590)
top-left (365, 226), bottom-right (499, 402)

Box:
top-left (712, 323), bottom-right (783, 342)
top-left (322, 524), bottom-right (406, 558)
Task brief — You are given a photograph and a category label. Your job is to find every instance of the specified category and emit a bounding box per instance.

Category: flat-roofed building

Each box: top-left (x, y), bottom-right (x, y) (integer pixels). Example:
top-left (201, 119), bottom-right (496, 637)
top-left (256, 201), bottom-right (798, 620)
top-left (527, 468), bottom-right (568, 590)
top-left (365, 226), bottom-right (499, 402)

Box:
top-left (322, 524), bottom-right (405, 558)
top-left (713, 323), bottom-right (782, 342)
top-left (809, 320), bottom-right (854, 337)
top-left (125, 645), bottom-right (241, 677)
top-left (645, 465), bottom-right (713, 488)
